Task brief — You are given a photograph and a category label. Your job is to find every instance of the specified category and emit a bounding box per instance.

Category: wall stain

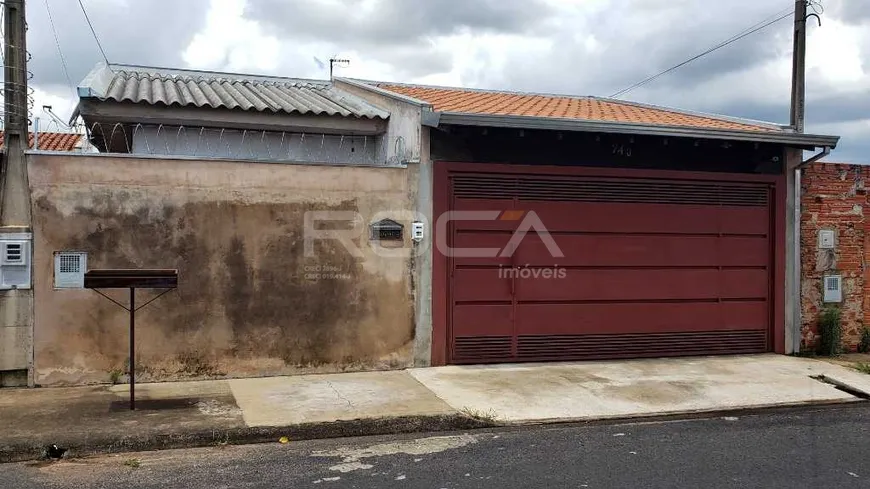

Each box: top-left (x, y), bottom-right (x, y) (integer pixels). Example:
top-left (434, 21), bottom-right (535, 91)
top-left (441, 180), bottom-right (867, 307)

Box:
top-left (33, 190), bottom-right (413, 385)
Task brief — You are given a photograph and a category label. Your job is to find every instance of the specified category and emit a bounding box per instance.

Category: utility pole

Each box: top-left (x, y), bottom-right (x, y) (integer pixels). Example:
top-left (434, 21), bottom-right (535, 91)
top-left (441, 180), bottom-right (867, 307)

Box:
top-left (789, 0), bottom-right (808, 133)
top-left (0, 0), bottom-right (32, 388)
top-left (3, 0), bottom-right (27, 142)
top-left (2, 0), bottom-right (30, 225)
top-left (787, 0), bottom-right (822, 355)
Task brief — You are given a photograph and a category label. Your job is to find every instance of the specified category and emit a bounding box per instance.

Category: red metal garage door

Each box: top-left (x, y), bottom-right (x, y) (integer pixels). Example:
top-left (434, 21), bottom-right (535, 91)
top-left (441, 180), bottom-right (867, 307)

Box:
top-left (446, 166), bottom-right (775, 364)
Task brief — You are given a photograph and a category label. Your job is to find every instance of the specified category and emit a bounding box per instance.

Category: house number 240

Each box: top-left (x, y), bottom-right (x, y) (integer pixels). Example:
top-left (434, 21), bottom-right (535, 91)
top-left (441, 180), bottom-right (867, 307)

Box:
top-left (612, 144), bottom-right (632, 157)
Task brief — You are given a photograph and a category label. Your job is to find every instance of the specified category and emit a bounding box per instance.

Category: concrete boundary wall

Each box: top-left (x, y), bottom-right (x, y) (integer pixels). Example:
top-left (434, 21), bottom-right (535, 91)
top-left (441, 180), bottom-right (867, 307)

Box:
top-left (28, 153), bottom-right (416, 386)
top-left (800, 162), bottom-right (869, 351)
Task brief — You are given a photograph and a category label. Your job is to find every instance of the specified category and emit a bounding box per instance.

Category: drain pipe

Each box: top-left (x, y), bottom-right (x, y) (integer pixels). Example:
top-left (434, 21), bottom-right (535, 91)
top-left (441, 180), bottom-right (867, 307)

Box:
top-left (799, 146), bottom-right (831, 169)
top-left (792, 146), bottom-right (831, 353)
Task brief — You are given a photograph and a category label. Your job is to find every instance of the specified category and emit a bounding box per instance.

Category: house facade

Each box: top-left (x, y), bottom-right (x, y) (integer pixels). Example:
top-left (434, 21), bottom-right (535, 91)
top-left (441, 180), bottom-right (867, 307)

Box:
top-left (339, 81), bottom-right (838, 365)
top-left (4, 62), bottom-right (841, 386)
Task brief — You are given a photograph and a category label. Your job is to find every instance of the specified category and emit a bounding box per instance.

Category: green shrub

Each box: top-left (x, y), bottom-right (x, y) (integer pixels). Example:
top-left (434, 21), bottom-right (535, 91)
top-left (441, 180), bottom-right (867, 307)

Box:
top-left (859, 327), bottom-right (870, 354)
top-left (817, 307), bottom-right (842, 357)
top-left (853, 363), bottom-right (870, 375)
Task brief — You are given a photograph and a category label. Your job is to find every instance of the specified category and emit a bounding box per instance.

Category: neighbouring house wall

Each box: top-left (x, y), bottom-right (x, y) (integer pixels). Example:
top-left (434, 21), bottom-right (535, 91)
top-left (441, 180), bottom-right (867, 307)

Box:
top-left (29, 153), bottom-right (415, 386)
top-left (131, 126), bottom-right (379, 165)
top-left (334, 80), bottom-right (422, 166)
top-left (800, 162), bottom-right (868, 351)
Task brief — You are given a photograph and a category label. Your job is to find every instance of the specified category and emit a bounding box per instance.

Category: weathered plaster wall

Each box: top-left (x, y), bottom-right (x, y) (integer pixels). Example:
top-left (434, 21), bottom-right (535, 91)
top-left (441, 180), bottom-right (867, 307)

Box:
top-left (800, 162), bottom-right (867, 351)
top-left (29, 153), bottom-right (415, 385)
top-left (411, 128), bottom-right (432, 366)
top-left (334, 80), bottom-right (422, 166)
top-left (336, 80), bottom-right (434, 366)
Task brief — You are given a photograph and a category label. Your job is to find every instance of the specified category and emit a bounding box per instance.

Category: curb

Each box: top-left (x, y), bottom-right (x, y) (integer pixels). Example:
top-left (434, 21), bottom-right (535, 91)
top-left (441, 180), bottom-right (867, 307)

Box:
top-left (0, 414), bottom-right (494, 464)
top-left (499, 398), bottom-right (866, 429)
top-left (3, 400), bottom-right (866, 464)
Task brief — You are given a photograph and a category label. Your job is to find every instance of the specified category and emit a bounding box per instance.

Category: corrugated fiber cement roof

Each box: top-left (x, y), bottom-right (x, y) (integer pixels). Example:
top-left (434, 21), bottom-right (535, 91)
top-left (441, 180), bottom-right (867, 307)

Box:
top-left (79, 63), bottom-right (389, 120)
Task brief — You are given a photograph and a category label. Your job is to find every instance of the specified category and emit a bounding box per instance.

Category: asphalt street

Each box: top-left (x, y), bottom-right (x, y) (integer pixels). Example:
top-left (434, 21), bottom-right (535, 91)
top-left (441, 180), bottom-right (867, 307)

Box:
top-left (3, 404), bottom-right (870, 488)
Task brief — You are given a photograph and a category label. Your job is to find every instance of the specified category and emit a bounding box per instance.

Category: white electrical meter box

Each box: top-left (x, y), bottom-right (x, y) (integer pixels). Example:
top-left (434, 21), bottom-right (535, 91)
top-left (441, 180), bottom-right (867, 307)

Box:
top-left (412, 221), bottom-right (425, 242)
top-left (0, 233), bottom-right (31, 289)
top-left (819, 229), bottom-right (836, 249)
top-left (823, 275), bottom-right (842, 303)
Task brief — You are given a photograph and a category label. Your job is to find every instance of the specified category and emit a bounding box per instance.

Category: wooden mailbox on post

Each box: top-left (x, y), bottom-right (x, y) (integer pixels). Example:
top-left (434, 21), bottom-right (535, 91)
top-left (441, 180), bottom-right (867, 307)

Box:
top-left (84, 269), bottom-right (178, 410)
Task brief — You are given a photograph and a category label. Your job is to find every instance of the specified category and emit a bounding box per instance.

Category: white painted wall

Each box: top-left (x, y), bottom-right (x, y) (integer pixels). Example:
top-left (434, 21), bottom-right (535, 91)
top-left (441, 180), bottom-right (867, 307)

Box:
top-left (131, 126), bottom-right (380, 165)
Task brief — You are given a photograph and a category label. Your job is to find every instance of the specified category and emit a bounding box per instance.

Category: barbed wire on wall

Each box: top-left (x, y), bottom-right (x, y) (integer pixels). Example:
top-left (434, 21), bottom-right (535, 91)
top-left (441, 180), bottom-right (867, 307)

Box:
top-left (33, 114), bottom-right (74, 134)
top-left (62, 122), bottom-right (385, 166)
top-left (0, 5), bottom-right (37, 130)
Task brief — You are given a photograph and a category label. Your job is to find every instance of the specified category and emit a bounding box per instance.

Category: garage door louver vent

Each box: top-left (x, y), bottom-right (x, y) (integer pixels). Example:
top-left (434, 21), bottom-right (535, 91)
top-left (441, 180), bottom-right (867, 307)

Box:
top-left (453, 336), bottom-right (512, 361)
top-left (515, 331), bottom-right (767, 361)
top-left (453, 176), bottom-right (769, 206)
top-left (452, 332), bottom-right (767, 364)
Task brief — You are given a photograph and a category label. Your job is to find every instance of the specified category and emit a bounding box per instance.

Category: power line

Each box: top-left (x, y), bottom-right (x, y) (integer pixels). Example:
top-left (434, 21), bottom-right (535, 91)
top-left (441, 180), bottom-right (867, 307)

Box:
top-left (77, 0), bottom-right (109, 66)
top-left (44, 0), bottom-right (74, 96)
top-left (609, 6), bottom-right (794, 98)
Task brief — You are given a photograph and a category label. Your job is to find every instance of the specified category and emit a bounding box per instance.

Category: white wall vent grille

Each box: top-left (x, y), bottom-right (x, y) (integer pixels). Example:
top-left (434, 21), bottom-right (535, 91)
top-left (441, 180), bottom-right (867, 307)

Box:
top-left (54, 252), bottom-right (87, 289)
top-left (823, 275), bottom-right (842, 303)
top-left (1, 241), bottom-right (26, 265)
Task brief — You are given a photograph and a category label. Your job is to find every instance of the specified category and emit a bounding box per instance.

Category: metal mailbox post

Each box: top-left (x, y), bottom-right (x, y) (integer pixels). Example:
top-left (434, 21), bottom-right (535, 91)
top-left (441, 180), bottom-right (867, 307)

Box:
top-left (84, 269), bottom-right (178, 410)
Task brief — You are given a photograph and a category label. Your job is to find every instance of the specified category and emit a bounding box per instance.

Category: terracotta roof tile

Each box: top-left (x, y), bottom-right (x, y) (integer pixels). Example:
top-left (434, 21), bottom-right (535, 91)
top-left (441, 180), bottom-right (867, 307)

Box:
top-left (0, 132), bottom-right (82, 151)
top-left (376, 84), bottom-right (777, 133)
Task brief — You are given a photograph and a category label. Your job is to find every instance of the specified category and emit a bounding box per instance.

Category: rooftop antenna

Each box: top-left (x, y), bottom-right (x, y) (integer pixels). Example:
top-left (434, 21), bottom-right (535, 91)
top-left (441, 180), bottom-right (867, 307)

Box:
top-left (329, 58), bottom-right (349, 80)
top-left (42, 105), bottom-right (68, 128)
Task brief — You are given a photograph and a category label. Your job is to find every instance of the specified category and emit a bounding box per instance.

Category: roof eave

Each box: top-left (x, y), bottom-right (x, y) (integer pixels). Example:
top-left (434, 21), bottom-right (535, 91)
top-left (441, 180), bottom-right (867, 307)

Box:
top-left (436, 112), bottom-right (839, 149)
top-left (598, 97), bottom-right (786, 132)
top-left (77, 62), bottom-right (114, 99)
top-left (76, 99), bottom-right (389, 136)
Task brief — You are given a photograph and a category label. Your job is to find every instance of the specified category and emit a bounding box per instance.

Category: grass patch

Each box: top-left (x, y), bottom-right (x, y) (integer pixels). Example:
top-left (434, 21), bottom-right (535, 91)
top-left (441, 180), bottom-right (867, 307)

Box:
top-left (123, 458), bottom-right (141, 469)
top-left (214, 433), bottom-right (230, 448)
top-left (108, 368), bottom-right (124, 385)
top-left (852, 363), bottom-right (870, 375)
top-left (793, 350), bottom-right (818, 358)
top-left (460, 407), bottom-right (501, 424)
top-left (860, 328), bottom-right (870, 354)
top-left (817, 306), bottom-right (842, 357)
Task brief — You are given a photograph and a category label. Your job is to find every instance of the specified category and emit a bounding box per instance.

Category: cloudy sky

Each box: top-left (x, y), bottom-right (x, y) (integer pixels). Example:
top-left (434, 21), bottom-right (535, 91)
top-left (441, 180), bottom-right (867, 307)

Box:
top-left (27, 0), bottom-right (870, 162)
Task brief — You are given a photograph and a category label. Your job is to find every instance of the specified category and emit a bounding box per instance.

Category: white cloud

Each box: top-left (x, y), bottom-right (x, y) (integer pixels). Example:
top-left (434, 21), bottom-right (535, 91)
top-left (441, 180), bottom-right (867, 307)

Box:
top-left (30, 87), bottom-right (79, 132)
top-left (806, 18), bottom-right (867, 90)
top-left (22, 0), bottom-right (870, 162)
top-left (183, 0), bottom-right (281, 73)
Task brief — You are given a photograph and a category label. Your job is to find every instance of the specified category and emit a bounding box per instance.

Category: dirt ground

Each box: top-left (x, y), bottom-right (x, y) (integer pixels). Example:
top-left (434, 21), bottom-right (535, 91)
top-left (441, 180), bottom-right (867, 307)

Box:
top-left (817, 352), bottom-right (870, 373)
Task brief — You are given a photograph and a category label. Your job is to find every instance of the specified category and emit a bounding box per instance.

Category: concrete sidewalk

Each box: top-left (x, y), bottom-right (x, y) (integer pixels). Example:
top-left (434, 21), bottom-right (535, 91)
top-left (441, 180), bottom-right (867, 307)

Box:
top-left (1, 354), bottom-right (868, 462)
top-left (410, 354), bottom-right (870, 422)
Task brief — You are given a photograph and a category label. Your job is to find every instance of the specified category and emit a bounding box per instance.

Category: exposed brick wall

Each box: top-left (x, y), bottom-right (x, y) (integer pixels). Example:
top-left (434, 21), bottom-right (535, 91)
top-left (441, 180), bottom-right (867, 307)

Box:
top-left (800, 163), bottom-right (868, 351)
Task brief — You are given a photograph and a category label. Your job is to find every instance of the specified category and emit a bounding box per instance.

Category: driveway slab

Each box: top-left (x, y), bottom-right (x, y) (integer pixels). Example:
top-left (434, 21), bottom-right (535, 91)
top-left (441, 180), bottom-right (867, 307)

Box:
top-left (229, 370), bottom-right (455, 427)
top-left (408, 354), bottom-right (861, 423)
